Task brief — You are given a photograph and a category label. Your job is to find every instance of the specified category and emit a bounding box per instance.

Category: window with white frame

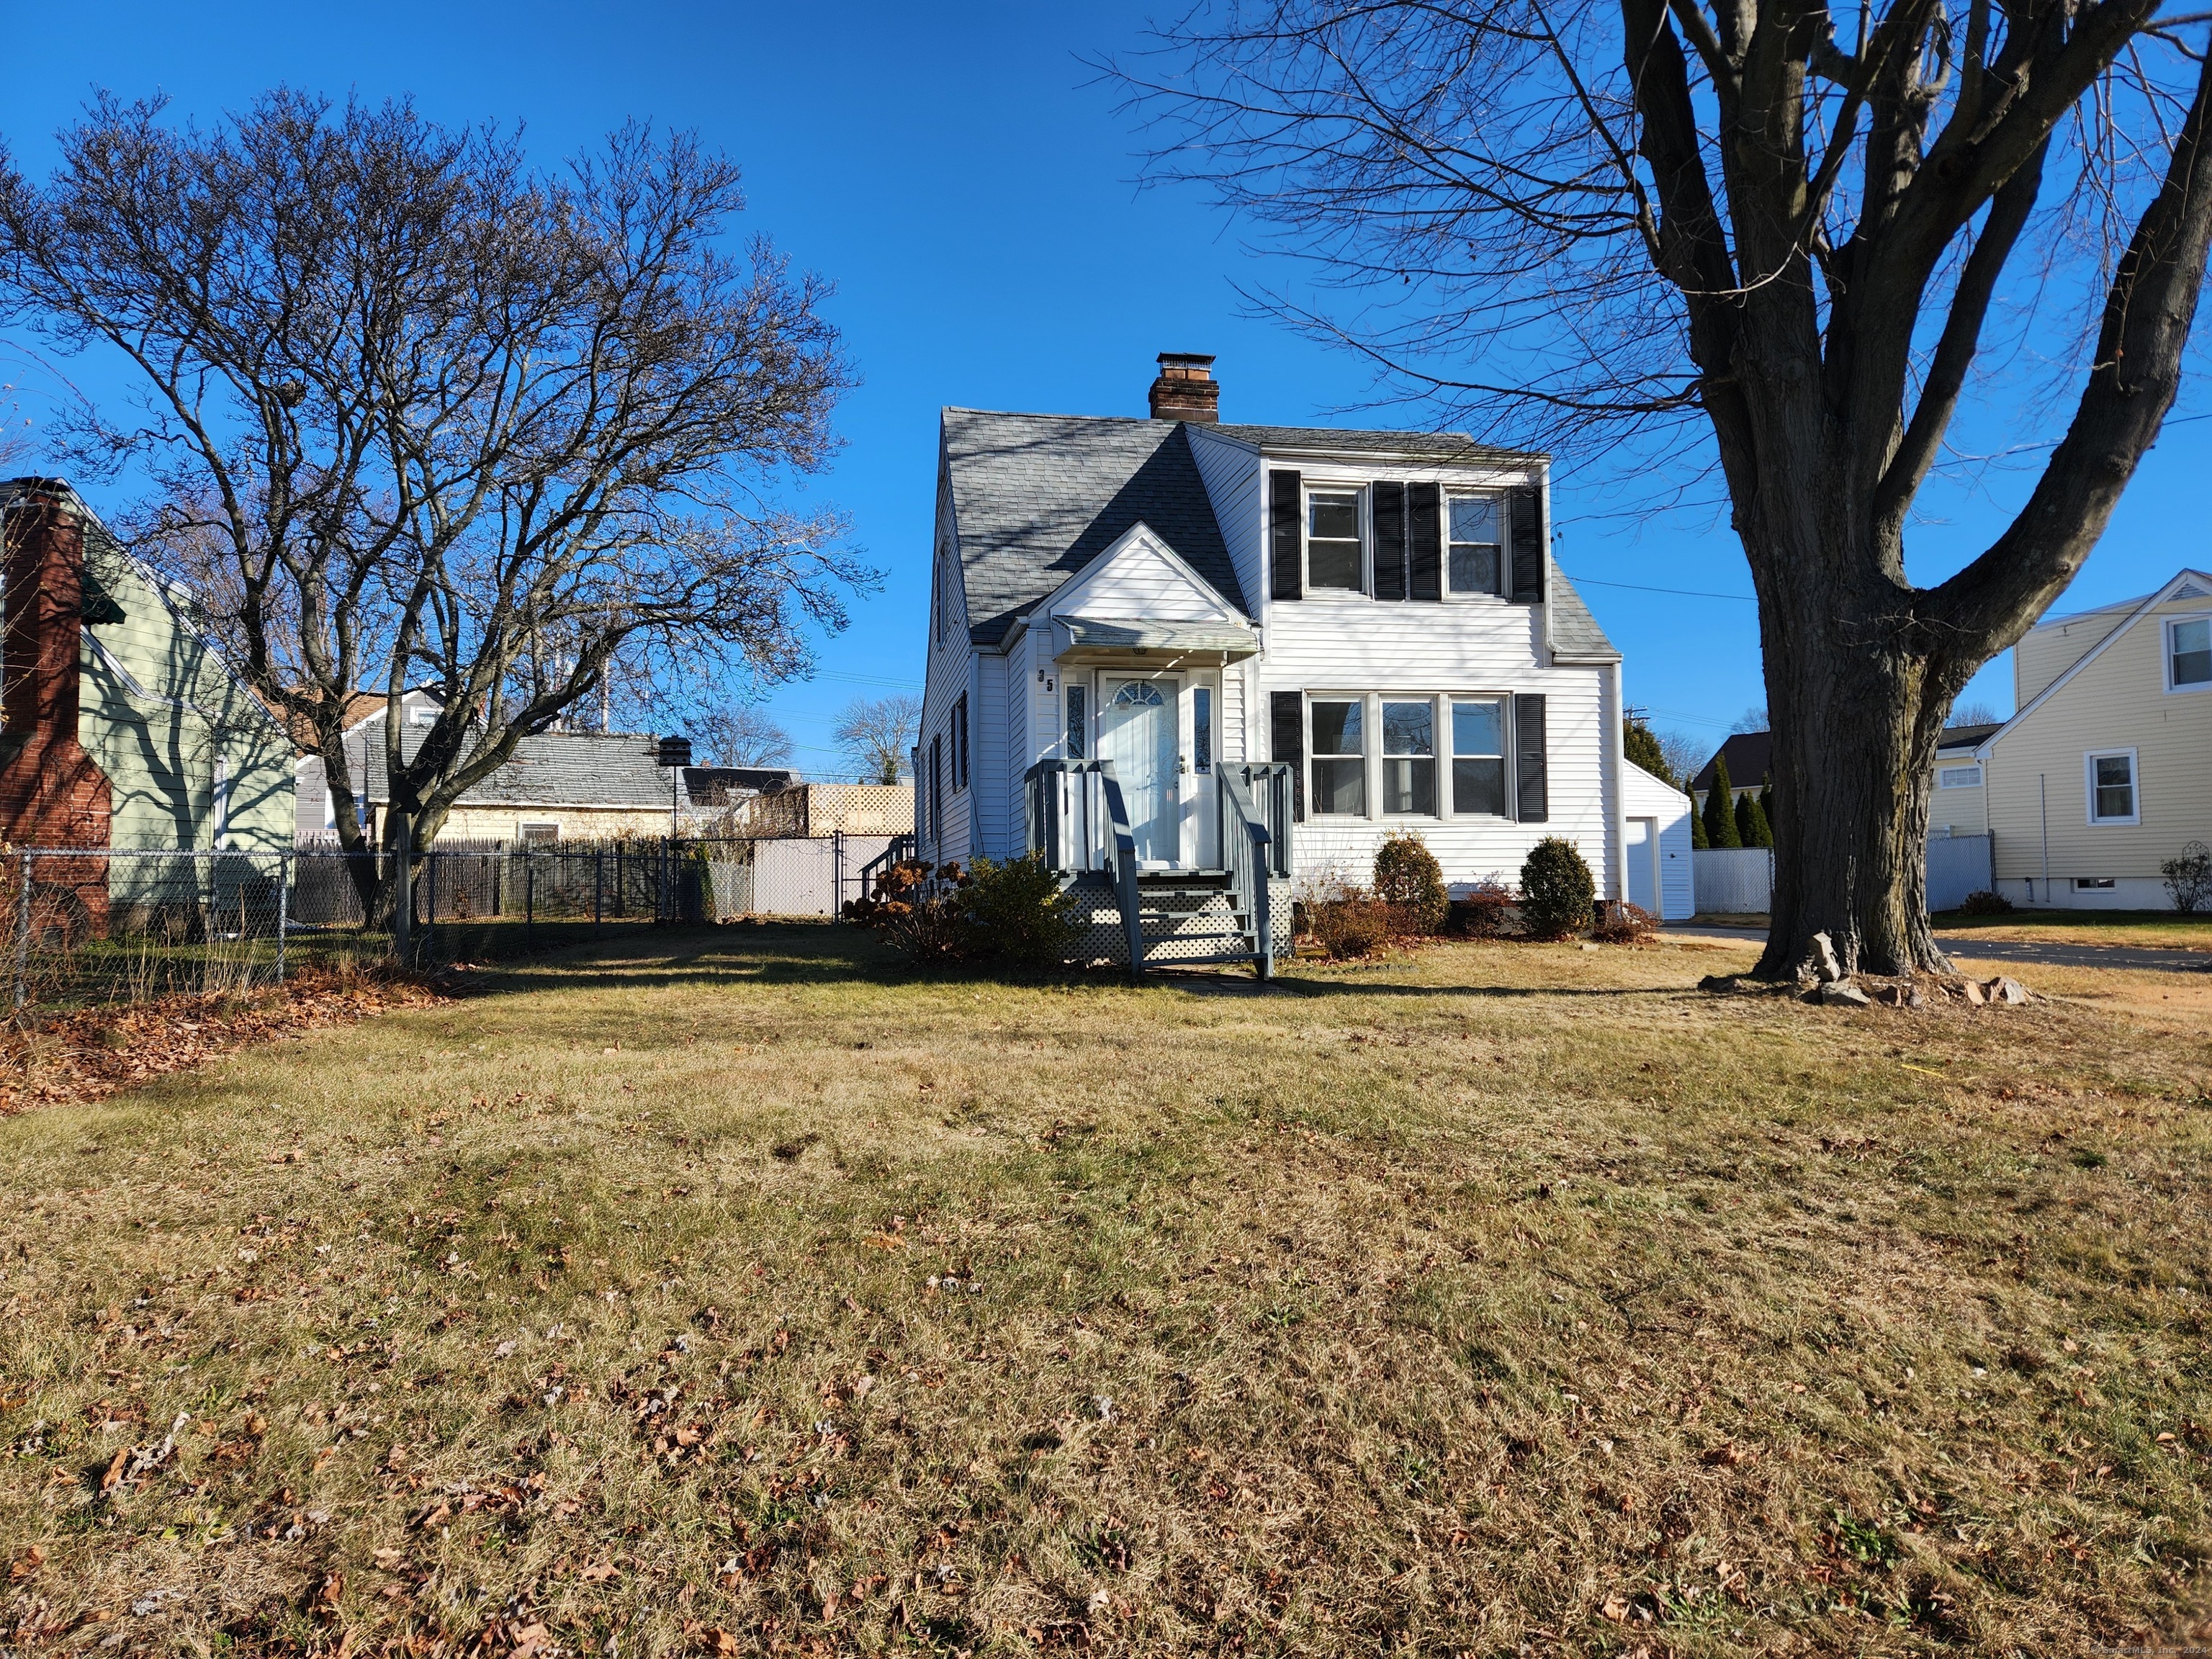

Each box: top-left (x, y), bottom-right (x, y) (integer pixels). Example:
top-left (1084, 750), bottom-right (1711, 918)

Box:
top-left (1310, 698), bottom-right (1366, 814)
top-left (1446, 495), bottom-right (1504, 596)
top-left (2086, 750), bottom-right (2139, 824)
top-left (2073, 876), bottom-right (2116, 891)
top-left (1452, 699), bottom-right (1509, 815)
top-left (2168, 616), bottom-right (2212, 690)
top-left (1380, 701), bottom-right (1437, 814)
top-left (1305, 489), bottom-right (1363, 591)
top-left (518, 822), bottom-right (559, 843)
top-left (1937, 764), bottom-right (1982, 788)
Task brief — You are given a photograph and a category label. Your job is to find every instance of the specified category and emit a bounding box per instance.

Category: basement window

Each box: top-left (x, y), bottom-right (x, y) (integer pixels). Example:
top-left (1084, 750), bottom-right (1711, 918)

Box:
top-left (2073, 877), bottom-right (2117, 891)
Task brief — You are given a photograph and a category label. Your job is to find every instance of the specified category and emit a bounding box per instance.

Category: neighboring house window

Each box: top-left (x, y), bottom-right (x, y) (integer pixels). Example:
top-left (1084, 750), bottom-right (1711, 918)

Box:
top-left (410, 705), bottom-right (438, 727)
top-left (1447, 495), bottom-right (1504, 596)
top-left (1065, 684), bottom-right (1087, 758)
top-left (212, 755), bottom-right (231, 848)
top-left (1380, 700), bottom-right (1437, 814)
top-left (2085, 750), bottom-right (2139, 824)
top-left (1937, 765), bottom-right (1982, 788)
top-left (1306, 488), bottom-right (1363, 592)
top-left (1452, 699), bottom-right (1509, 815)
top-left (518, 822), bottom-right (559, 843)
top-left (1192, 686), bottom-right (1212, 775)
top-left (1310, 698), bottom-right (1366, 814)
top-left (930, 734), bottom-right (943, 841)
top-left (2168, 617), bottom-right (2212, 690)
top-left (2074, 877), bottom-right (2116, 891)
top-left (954, 695), bottom-right (969, 791)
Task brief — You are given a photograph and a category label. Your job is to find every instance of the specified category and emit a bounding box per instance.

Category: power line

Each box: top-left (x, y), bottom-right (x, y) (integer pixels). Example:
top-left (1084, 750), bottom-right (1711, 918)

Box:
top-left (1563, 570), bottom-right (1757, 603)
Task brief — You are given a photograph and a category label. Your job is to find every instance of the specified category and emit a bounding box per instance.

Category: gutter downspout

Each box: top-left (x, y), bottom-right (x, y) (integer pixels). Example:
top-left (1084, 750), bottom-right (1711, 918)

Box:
top-left (2038, 773), bottom-right (2049, 906)
top-left (1608, 662), bottom-right (1627, 904)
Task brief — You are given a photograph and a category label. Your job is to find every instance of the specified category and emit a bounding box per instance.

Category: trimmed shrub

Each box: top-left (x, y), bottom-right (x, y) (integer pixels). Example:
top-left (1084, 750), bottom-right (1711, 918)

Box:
top-left (1519, 837), bottom-right (1596, 940)
top-left (1450, 878), bottom-right (1518, 939)
top-left (1373, 833), bottom-right (1449, 936)
top-left (1310, 889), bottom-right (1393, 959)
top-left (1591, 901), bottom-right (1659, 944)
top-left (1955, 889), bottom-right (2014, 916)
top-left (961, 853), bottom-right (1079, 966)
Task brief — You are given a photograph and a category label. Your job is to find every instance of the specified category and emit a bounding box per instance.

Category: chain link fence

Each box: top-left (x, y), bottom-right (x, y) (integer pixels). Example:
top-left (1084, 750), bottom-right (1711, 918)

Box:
top-left (6, 833), bottom-right (898, 1015)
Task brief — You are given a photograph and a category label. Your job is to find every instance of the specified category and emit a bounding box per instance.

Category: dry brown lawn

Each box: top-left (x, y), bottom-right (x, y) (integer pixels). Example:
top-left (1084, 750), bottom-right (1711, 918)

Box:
top-left (1, 927), bottom-right (2208, 1658)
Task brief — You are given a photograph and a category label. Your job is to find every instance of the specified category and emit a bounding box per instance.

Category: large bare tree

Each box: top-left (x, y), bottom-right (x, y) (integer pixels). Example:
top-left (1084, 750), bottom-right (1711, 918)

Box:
top-left (0, 91), bottom-right (869, 915)
top-left (1116, 0), bottom-right (2212, 976)
top-left (832, 693), bottom-right (921, 784)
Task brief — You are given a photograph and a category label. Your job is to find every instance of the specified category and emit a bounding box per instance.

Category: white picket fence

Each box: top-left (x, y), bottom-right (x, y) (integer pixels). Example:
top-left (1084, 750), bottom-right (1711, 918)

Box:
top-left (1690, 835), bottom-right (1994, 916)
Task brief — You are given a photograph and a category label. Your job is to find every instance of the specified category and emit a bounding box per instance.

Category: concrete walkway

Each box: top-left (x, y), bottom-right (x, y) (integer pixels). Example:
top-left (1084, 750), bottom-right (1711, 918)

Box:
top-left (1664, 923), bottom-right (2212, 975)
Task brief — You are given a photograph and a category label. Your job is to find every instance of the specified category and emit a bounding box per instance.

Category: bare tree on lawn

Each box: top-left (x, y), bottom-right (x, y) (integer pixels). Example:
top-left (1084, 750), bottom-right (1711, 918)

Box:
top-left (1655, 729), bottom-right (1707, 793)
top-left (0, 92), bottom-right (870, 920)
top-left (687, 703), bottom-right (796, 769)
top-left (1116, 0), bottom-right (2212, 975)
top-left (833, 693), bottom-right (920, 783)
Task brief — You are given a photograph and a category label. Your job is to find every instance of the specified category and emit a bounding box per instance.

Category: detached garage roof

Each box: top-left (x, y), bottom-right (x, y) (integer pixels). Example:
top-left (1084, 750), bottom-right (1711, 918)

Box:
top-left (357, 729), bottom-right (684, 809)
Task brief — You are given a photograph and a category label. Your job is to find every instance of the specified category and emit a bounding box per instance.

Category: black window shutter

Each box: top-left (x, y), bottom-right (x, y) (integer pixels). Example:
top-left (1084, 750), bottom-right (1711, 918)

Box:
top-left (1371, 482), bottom-right (1407, 601)
top-left (1269, 469), bottom-right (1303, 601)
top-left (955, 696), bottom-right (968, 790)
top-left (1270, 690), bottom-right (1305, 822)
top-left (1514, 693), bottom-right (1548, 822)
top-left (1509, 485), bottom-right (1546, 603)
top-left (1409, 482), bottom-right (1442, 601)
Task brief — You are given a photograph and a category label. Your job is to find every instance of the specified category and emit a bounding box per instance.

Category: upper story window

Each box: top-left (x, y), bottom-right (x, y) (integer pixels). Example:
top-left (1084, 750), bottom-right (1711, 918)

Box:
top-left (2086, 750), bottom-right (2138, 824)
top-left (1936, 764), bottom-right (1982, 789)
top-left (2168, 616), bottom-right (2211, 690)
top-left (1306, 489), bottom-right (1363, 591)
top-left (1310, 698), bottom-right (1366, 814)
top-left (1447, 495), bottom-right (1504, 596)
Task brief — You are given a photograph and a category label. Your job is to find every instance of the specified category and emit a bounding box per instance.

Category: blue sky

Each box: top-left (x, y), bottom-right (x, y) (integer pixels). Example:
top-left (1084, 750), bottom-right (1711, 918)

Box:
top-left (4, 0), bottom-right (2204, 775)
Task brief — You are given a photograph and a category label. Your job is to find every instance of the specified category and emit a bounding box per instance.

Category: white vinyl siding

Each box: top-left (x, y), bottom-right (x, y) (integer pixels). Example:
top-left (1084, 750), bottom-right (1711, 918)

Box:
top-left (1185, 428), bottom-right (1265, 619)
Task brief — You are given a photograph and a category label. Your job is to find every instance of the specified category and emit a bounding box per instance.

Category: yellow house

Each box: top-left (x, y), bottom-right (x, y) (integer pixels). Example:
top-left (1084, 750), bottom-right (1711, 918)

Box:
top-left (1975, 570), bottom-right (2212, 907)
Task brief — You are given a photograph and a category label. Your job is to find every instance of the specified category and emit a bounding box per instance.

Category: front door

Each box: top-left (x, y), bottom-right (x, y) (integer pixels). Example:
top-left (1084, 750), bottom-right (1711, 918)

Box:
top-left (1099, 676), bottom-right (1179, 864)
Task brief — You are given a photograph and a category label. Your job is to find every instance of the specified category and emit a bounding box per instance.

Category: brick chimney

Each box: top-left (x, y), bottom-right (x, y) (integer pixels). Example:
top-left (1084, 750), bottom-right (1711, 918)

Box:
top-left (0, 482), bottom-right (114, 869)
top-left (1148, 353), bottom-right (1220, 423)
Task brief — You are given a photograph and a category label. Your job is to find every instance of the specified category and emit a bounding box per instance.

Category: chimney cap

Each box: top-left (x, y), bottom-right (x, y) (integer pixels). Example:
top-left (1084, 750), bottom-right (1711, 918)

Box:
top-left (1148, 353), bottom-right (1220, 422)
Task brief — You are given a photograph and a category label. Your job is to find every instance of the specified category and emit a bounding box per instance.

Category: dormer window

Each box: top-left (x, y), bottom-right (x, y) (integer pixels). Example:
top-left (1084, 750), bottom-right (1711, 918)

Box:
top-left (1447, 495), bottom-right (1504, 596)
top-left (1306, 489), bottom-right (1363, 591)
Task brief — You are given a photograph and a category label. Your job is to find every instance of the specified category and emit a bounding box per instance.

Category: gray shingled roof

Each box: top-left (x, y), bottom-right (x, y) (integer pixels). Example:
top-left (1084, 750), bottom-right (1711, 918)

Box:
top-left (359, 729), bottom-right (684, 809)
top-left (943, 410), bottom-right (1247, 645)
top-left (1548, 573), bottom-right (1619, 660)
top-left (1209, 423), bottom-right (1542, 463)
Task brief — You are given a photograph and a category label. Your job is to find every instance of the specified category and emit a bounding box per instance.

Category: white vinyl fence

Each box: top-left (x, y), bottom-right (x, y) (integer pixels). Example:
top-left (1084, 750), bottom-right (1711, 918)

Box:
top-left (1691, 836), bottom-right (1995, 917)
top-left (1925, 834), bottom-right (1994, 912)
top-left (1691, 848), bottom-right (1775, 914)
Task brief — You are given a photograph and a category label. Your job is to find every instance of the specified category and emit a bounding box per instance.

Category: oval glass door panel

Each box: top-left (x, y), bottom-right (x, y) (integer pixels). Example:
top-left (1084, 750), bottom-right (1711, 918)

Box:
top-left (1099, 678), bottom-right (1179, 863)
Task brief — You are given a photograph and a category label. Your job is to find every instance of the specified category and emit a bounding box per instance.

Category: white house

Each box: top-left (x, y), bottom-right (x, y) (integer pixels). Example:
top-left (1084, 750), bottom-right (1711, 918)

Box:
top-left (912, 354), bottom-right (1647, 972)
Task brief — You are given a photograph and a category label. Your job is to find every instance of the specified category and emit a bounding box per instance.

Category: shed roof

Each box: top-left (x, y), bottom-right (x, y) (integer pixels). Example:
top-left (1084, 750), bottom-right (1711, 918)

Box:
top-left (359, 729), bottom-right (683, 809)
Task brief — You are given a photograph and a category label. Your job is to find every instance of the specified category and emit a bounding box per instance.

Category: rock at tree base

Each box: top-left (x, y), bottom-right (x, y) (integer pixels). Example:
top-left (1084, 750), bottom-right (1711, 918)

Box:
top-left (1816, 981), bottom-right (1874, 1008)
top-left (1800, 932), bottom-right (1843, 984)
top-left (1959, 979), bottom-right (1987, 1006)
top-left (1984, 976), bottom-right (2032, 1005)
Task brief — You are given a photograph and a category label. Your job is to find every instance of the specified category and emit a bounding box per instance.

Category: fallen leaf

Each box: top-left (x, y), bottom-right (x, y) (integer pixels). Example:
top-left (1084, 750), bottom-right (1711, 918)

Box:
top-left (579, 1560), bottom-right (618, 1582)
top-left (7, 1544), bottom-right (44, 1582)
top-left (1601, 1591), bottom-right (1631, 1623)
